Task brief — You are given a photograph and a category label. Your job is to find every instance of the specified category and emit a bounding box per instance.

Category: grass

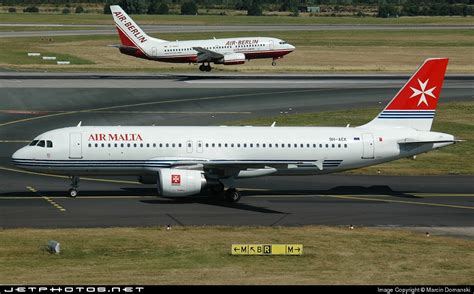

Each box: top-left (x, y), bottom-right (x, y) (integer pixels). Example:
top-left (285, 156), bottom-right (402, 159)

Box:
top-left (1, 29), bottom-right (473, 73)
top-left (0, 226), bottom-right (472, 284)
top-left (1, 12), bottom-right (473, 26)
top-left (228, 101), bottom-right (474, 176)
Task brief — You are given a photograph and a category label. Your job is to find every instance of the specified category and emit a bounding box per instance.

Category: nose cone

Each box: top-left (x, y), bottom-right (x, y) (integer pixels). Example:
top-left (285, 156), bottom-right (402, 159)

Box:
top-left (12, 147), bottom-right (28, 162)
top-left (288, 44), bottom-right (295, 51)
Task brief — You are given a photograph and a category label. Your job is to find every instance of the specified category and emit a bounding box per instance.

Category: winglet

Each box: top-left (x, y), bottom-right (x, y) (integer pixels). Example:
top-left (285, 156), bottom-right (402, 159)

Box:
top-left (271, 121), bottom-right (276, 127)
top-left (77, 121), bottom-right (82, 127)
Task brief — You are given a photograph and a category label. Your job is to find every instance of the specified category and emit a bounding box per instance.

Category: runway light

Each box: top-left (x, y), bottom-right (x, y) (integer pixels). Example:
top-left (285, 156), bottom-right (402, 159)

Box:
top-left (166, 225), bottom-right (172, 231)
top-left (377, 169), bottom-right (381, 175)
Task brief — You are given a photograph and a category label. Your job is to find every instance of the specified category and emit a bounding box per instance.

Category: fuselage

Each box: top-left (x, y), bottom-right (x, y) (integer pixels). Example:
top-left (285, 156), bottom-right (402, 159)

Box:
top-left (121, 36), bottom-right (295, 64)
top-left (11, 125), bottom-right (453, 177)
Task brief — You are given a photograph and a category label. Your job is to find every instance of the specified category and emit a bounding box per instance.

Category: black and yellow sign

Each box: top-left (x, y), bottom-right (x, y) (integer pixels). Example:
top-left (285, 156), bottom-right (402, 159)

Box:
top-left (231, 244), bottom-right (303, 256)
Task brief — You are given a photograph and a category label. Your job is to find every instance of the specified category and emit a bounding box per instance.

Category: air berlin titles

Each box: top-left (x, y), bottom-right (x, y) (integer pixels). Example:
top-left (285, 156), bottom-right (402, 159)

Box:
top-left (225, 39), bottom-right (259, 46)
top-left (88, 133), bottom-right (143, 141)
top-left (113, 11), bottom-right (147, 43)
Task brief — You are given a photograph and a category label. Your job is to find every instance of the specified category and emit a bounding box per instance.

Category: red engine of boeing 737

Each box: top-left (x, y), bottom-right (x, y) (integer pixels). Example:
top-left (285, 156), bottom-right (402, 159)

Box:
top-left (157, 168), bottom-right (207, 197)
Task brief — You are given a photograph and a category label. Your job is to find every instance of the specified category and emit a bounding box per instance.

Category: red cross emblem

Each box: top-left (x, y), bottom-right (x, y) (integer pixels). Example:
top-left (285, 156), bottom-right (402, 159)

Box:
top-left (171, 174), bottom-right (181, 185)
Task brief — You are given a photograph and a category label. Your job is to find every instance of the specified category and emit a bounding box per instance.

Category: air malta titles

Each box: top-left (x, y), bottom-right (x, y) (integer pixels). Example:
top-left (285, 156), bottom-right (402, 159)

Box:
top-left (88, 133), bottom-right (143, 141)
top-left (113, 11), bottom-right (147, 43)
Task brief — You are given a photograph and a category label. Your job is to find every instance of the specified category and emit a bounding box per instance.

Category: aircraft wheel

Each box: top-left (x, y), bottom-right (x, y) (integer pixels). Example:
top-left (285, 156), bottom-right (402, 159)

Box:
top-left (69, 188), bottom-right (78, 198)
top-left (225, 188), bottom-right (241, 203)
top-left (272, 61), bottom-right (277, 66)
top-left (205, 65), bottom-right (212, 72)
top-left (199, 64), bottom-right (205, 71)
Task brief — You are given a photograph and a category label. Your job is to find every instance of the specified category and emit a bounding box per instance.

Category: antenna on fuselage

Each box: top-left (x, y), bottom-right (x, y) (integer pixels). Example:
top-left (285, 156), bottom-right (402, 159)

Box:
top-left (77, 121), bottom-right (82, 127)
top-left (271, 121), bottom-right (276, 127)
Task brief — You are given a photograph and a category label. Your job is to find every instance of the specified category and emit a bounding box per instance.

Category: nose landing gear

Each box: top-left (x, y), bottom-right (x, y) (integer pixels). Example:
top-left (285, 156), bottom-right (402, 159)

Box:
top-left (68, 176), bottom-right (80, 198)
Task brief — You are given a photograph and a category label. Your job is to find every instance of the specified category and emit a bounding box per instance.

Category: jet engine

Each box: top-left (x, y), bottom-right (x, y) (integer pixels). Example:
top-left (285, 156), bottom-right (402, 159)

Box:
top-left (217, 53), bottom-right (246, 65)
top-left (157, 168), bottom-right (207, 197)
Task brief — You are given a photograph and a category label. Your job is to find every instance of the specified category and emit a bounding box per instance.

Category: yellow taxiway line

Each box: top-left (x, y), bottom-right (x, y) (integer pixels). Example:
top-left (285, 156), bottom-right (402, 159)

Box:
top-left (26, 186), bottom-right (67, 212)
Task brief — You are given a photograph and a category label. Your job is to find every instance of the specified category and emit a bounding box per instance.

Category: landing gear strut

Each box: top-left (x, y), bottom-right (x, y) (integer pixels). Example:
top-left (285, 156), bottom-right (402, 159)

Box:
top-left (272, 59), bottom-right (277, 66)
top-left (199, 63), bottom-right (212, 72)
top-left (68, 176), bottom-right (79, 198)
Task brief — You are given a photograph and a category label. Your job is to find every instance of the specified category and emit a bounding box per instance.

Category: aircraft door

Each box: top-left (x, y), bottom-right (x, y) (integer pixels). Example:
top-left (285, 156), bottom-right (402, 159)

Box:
top-left (361, 133), bottom-right (375, 159)
top-left (69, 133), bottom-right (83, 159)
top-left (152, 47), bottom-right (157, 57)
top-left (269, 41), bottom-right (274, 50)
top-left (186, 140), bottom-right (193, 153)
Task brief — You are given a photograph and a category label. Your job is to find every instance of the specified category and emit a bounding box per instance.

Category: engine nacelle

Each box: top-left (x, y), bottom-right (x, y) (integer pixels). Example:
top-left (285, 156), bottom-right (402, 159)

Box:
top-left (158, 169), bottom-right (206, 197)
top-left (217, 53), bottom-right (246, 65)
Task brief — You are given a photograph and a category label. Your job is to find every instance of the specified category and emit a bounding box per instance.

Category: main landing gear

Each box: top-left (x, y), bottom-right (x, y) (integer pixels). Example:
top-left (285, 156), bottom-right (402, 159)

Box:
top-left (272, 60), bottom-right (277, 66)
top-left (68, 176), bottom-right (79, 198)
top-left (199, 63), bottom-right (212, 72)
top-left (208, 183), bottom-right (241, 203)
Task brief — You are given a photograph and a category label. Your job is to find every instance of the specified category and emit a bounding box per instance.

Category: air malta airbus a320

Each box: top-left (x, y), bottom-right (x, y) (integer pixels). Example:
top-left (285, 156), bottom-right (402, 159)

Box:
top-left (109, 5), bottom-right (295, 72)
top-left (12, 58), bottom-right (457, 202)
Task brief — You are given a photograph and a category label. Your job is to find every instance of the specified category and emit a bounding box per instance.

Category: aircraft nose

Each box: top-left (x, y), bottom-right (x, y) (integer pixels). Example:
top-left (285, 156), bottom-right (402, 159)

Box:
top-left (288, 44), bottom-right (295, 51)
top-left (12, 147), bottom-right (28, 162)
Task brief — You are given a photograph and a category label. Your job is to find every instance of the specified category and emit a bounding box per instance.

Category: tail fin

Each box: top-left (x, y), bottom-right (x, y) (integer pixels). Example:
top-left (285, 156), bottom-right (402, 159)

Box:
top-left (360, 58), bottom-right (449, 131)
top-left (110, 5), bottom-right (166, 49)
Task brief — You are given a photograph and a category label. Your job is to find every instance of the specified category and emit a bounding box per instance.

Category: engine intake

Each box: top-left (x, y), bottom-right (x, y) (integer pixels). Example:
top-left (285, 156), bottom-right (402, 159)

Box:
top-left (157, 168), bottom-right (206, 197)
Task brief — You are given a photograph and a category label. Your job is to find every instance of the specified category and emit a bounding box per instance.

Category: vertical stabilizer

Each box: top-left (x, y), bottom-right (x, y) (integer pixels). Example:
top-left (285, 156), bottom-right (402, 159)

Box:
top-left (360, 58), bottom-right (449, 131)
top-left (110, 5), bottom-right (166, 50)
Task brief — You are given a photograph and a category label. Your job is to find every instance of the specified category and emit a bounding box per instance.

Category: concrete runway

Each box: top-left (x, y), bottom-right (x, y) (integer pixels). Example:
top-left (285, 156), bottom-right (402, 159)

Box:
top-left (0, 74), bottom-right (472, 234)
top-left (1, 24), bottom-right (472, 38)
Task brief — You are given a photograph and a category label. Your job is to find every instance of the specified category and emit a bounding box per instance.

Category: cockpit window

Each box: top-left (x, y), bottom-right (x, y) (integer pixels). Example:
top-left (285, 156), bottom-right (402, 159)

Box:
top-left (37, 140), bottom-right (45, 147)
top-left (47, 141), bottom-right (53, 148)
top-left (29, 140), bottom-right (39, 146)
top-left (279, 41), bottom-right (287, 44)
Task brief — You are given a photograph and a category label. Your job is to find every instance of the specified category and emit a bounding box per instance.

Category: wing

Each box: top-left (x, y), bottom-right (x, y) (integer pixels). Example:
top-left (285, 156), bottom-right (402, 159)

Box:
top-left (143, 157), bottom-right (323, 178)
top-left (193, 47), bottom-right (224, 63)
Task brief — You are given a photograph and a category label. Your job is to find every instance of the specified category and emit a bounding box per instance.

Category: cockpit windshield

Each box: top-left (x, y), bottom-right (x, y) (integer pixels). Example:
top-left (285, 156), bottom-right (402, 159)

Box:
top-left (30, 140), bottom-right (53, 148)
top-left (279, 41), bottom-right (287, 45)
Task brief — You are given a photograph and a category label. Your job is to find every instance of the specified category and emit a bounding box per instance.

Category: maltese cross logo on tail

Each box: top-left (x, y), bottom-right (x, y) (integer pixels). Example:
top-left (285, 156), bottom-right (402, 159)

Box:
top-left (409, 79), bottom-right (436, 106)
top-left (384, 58), bottom-right (448, 111)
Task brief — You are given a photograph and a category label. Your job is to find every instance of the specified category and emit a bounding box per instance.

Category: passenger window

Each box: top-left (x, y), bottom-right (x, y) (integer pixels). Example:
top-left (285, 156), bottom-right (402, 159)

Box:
top-left (121, 143), bottom-right (124, 148)
top-left (101, 143), bottom-right (105, 148)
top-left (108, 143), bottom-right (111, 148)
top-left (212, 143), bottom-right (215, 148)
top-left (153, 143), bottom-right (156, 148)
top-left (344, 144), bottom-right (348, 148)
top-left (179, 143), bottom-right (182, 148)
top-left (206, 143), bottom-right (209, 148)
top-left (140, 143), bottom-right (144, 148)
top-left (88, 143), bottom-right (91, 148)
top-left (166, 143), bottom-right (170, 148)
top-left (95, 143), bottom-right (98, 148)
top-left (29, 140), bottom-right (39, 146)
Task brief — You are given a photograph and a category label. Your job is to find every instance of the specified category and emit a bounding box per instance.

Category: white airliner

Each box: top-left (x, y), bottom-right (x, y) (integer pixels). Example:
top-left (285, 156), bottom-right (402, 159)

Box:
top-left (12, 58), bottom-right (457, 202)
top-left (109, 5), bottom-right (295, 71)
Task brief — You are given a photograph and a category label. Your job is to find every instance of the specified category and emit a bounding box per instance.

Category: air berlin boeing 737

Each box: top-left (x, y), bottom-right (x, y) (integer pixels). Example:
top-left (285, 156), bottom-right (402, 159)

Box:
top-left (109, 5), bottom-right (295, 71)
top-left (12, 58), bottom-right (457, 202)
